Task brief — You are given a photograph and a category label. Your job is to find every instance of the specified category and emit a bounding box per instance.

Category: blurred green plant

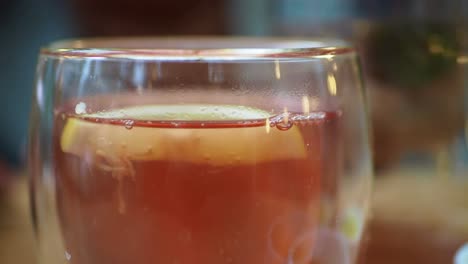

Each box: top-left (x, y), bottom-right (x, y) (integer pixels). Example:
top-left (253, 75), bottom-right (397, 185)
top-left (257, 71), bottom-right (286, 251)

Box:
top-left (364, 22), bottom-right (459, 89)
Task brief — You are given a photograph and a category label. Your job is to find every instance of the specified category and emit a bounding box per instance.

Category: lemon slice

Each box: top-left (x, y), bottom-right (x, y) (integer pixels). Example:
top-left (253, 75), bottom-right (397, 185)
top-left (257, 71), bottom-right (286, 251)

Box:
top-left (60, 105), bottom-right (306, 166)
top-left (83, 104), bottom-right (270, 121)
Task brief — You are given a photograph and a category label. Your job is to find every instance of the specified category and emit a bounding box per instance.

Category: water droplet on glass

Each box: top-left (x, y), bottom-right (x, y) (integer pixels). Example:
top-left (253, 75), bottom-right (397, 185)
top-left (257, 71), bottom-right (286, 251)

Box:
top-left (124, 120), bottom-right (134, 130)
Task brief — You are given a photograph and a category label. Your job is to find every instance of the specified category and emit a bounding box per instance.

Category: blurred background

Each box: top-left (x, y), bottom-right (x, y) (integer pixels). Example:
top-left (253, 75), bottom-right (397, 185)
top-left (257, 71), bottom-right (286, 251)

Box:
top-left (0, 0), bottom-right (467, 263)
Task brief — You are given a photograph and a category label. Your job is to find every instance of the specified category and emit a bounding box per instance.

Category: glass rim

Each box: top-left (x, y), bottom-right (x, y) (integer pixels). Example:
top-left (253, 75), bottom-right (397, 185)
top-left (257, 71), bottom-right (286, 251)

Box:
top-left (40, 36), bottom-right (356, 61)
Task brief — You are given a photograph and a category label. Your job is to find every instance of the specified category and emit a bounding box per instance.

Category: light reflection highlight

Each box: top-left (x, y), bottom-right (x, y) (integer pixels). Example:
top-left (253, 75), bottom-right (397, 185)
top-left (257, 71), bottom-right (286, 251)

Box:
top-left (327, 74), bottom-right (337, 96)
top-left (275, 60), bottom-right (281, 80)
top-left (302, 96), bottom-right (310, 115)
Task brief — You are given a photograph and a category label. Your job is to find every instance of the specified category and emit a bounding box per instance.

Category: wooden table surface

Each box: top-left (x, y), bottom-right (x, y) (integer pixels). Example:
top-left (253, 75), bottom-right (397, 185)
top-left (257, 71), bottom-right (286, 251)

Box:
top-left (1, 169), bottom-right (467, 264)
top-left (0, 177), bottom-right (36, 264)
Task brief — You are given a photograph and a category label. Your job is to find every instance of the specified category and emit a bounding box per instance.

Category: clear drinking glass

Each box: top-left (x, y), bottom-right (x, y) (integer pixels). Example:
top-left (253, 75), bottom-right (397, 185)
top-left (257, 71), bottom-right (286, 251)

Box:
top-left (29, 37), bottom-right (372, 264)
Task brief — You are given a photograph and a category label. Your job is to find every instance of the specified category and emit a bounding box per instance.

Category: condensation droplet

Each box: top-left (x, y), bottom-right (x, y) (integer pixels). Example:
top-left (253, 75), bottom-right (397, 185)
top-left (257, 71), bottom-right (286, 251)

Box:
top-left (124, 120), bottom-right (134, 130)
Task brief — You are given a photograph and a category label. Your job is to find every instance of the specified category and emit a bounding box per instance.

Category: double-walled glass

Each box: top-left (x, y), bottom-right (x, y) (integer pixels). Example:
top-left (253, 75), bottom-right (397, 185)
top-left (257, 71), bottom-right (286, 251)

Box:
top-left (29, 38), bottom-right (372, 264)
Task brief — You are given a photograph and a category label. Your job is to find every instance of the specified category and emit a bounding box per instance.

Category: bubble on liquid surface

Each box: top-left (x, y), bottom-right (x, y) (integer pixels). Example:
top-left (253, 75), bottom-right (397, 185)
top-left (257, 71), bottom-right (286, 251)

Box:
top-left (74, 102), bottom-right (87, 115)
top-left (124, 120), bottom-right (134, 130)
top-left (270, 111), bottom-right (328, 131)
top-left (269, 112), bottom-right (294, 131)
top-left (276, 121), bottom-right (294, 131)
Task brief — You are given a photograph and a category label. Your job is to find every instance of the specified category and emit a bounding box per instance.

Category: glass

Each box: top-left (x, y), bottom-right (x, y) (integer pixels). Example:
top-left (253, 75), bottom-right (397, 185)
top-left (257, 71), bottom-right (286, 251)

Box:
top-left (29, 37), bottom-right (372, 264)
